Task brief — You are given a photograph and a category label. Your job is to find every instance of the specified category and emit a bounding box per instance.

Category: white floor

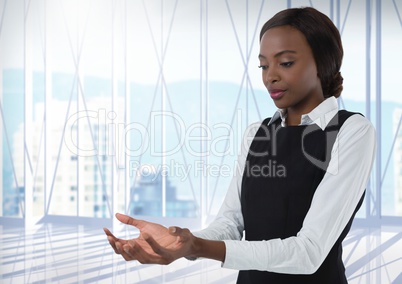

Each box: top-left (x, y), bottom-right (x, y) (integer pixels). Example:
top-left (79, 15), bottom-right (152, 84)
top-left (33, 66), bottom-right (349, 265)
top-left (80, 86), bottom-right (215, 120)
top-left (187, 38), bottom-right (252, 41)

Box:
top-left (1, 222), bottom-right (401, 283)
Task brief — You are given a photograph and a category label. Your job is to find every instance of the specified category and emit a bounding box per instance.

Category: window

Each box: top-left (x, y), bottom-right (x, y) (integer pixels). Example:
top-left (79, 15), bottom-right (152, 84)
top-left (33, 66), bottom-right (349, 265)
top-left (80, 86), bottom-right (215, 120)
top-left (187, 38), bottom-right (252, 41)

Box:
top-left (0, 0), bottom-right (400, 224)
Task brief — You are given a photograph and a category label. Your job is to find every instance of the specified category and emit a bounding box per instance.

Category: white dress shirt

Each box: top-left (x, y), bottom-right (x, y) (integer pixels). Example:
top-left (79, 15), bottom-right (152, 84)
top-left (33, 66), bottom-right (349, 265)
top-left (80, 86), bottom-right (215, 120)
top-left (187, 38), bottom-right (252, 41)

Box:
top-left (193, 96), bottom-right (376, 274)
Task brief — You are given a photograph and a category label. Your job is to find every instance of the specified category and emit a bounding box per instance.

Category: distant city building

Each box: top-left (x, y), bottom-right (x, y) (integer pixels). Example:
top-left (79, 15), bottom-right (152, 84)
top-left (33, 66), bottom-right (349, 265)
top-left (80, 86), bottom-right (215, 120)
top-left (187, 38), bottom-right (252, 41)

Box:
top-left (11, 99), bottom-right (123, 217)
top-left (10, 98), bottom-right (197, 218)
top-left (130, 165), bottom-right (197, 218)
top-left (393, 108), bottom-right (402, 216)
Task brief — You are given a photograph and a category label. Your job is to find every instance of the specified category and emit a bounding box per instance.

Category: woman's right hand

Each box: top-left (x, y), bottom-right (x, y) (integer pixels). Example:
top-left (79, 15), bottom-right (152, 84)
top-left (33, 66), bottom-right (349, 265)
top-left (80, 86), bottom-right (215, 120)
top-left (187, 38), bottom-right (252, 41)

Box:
top-left (103, 213), bottom-right (198, 264)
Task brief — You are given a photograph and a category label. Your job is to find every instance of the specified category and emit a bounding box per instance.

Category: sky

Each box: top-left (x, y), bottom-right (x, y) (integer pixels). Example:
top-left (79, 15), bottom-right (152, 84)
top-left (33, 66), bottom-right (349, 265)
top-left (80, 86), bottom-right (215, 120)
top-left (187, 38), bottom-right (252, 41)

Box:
top-left (1, 0), bottom-right (402, 103)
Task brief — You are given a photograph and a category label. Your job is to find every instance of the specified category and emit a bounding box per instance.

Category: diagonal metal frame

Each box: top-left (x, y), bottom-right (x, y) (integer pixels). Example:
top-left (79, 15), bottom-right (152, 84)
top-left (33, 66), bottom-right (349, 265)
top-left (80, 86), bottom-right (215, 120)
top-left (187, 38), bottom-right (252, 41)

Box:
top-left (73, 0), bottom-right (114, 218)
top-left (339, 0), bottom-right (352, 36)
top-left (46, 79), bottom-right (75, 214)
top-left (0, 100), bottom-right (24, 215)
top-left (126, 0), bottom-right (177, 214)
top-left (330, 0), bottom-right (381, 220)
top-left (392, 0), bottom-right (402, 26)
top-left (127, 0), bottom-right (201, 216)
top-left (46, 0), bottom-right (82, 214)
top-left (0, 3), bottom-right (21, 218)
top-left (208, 0), bottom-right (265, 216)
top-left (46, 0), bottom-right (115, 217)
top-left (381, 114), bottom-right (402, 188)
top-left (31, 0), bottom-right (50, 215)
top-left (24, 0), bottom-right (33, 221)
top-left (1, 0), bottom-right (401, 222)
top-left (0, 0), bottom-right (8, 36)
top-left (153, 1), bottom-right (203, 215)
top-left (32, 115), bottom-right (45, 198)
top-left (379, 0), bottom-right (402, 195)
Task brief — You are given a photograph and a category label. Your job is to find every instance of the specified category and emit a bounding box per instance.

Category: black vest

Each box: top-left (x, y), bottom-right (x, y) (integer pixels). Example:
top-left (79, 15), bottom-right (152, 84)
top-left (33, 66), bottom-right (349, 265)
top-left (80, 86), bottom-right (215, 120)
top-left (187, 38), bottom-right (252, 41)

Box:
top-left (238, 110), bottom-right (364, 284)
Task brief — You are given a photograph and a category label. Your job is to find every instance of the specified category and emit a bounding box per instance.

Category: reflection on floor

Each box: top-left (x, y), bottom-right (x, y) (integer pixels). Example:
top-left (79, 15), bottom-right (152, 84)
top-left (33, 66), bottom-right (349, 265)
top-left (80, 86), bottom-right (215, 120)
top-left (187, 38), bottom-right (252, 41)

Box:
top-left (1, 221), bottom-right (402, 283)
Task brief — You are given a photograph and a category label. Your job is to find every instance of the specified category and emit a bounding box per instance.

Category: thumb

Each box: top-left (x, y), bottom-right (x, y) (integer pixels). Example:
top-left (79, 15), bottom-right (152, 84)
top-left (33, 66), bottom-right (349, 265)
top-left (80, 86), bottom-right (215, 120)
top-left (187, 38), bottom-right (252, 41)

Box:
top-left (168, 226), bottom-right (183, 236)
top-left (115, 213), bottom-right (143, 228)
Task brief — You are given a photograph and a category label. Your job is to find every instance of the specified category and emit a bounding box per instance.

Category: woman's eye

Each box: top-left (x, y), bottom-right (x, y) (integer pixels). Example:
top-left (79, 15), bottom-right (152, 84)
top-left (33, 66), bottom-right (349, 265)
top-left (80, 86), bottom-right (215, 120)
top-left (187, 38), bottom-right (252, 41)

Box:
top-left (258, 65), bottom-right (268, 70)
top-left (280, 61), bottom-right (294, 67)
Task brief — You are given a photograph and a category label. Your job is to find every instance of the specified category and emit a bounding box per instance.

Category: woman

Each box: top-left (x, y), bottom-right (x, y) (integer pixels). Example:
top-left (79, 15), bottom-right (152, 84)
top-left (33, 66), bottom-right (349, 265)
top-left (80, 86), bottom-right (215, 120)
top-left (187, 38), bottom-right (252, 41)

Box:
top-left (104, 7), bottom-right (375, 283)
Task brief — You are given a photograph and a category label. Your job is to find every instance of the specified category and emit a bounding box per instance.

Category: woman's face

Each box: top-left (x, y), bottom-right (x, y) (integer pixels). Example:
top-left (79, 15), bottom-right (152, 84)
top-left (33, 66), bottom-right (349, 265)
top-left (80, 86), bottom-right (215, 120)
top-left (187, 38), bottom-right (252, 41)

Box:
top-left (259, 25), bottom-right (323, 115)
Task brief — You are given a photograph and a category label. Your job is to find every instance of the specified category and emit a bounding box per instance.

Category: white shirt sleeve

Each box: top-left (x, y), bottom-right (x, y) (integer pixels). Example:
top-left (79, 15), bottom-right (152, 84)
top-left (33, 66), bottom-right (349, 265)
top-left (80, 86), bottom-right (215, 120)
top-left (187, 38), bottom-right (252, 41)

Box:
top-left (196, 114), bottom-right (376, 275)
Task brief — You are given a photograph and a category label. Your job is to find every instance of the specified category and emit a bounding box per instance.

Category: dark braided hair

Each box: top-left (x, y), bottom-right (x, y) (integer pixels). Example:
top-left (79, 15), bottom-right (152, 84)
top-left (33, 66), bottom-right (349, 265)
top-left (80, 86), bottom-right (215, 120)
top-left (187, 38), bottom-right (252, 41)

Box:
top-left (260, 7), bottom-right (344, 98)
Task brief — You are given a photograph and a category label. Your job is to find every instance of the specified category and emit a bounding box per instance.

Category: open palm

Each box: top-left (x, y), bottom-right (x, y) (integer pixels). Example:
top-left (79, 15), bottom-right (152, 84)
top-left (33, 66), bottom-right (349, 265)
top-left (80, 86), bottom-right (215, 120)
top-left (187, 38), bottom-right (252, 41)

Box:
top-left (104, 213), bottom-right (194, 264)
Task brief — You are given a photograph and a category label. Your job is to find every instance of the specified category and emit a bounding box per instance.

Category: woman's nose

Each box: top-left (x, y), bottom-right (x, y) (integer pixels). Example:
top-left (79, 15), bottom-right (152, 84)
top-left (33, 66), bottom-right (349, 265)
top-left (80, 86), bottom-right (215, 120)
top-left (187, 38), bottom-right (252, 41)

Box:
top-left (264, 68), bottom-right (280, 85)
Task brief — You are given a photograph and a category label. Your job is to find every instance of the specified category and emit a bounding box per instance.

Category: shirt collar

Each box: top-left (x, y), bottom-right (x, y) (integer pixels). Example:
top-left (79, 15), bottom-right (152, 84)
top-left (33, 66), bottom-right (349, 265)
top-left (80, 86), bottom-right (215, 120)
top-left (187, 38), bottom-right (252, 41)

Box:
top-left (268, 96), bottom-right (339, 130)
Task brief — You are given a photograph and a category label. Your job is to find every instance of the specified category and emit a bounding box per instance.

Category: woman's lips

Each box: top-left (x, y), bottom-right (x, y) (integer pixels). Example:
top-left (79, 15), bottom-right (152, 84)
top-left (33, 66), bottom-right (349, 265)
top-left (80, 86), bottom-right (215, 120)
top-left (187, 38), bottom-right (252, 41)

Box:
top-left (269, 89), bottom-right (286, 100)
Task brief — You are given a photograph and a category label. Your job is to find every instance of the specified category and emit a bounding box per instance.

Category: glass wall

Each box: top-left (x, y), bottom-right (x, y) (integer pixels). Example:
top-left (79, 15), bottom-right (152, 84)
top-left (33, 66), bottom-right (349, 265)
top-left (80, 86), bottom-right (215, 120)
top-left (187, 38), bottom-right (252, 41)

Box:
top-left (1, 0), bottom-right (401, 227)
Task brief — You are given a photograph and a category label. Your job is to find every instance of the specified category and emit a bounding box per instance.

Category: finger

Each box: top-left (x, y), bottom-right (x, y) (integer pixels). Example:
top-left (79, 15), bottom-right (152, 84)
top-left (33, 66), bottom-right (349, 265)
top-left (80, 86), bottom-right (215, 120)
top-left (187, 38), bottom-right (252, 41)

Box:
top-left (129, 239), bottom-right (167, 265)
top-left (103, 228), bottom-right (120, 254)
top-left (168, 226), bottom-right (183, 236)
top-left (118, 242), bottom-right (136, 261)
top-left (115, 213), bottom-right (144, 229)
top-left (116, 241), bottom-right (134, 259)
top-left (142, 233), bottom-right (173, 264)
top-left (103, 228), bottom-right (116, 238)
top-left (169, 226), bottom-right (191, 241)
top-left (107, 236), bottom-right (120, 254)
top-left (103, 228), bottom-right (129, 244)
top-left (121, 242), bottom-right (137, 261)
top-left (103, 228), bottom-right (129, 255)
top-left (143, 233), bottom-right (164, 255)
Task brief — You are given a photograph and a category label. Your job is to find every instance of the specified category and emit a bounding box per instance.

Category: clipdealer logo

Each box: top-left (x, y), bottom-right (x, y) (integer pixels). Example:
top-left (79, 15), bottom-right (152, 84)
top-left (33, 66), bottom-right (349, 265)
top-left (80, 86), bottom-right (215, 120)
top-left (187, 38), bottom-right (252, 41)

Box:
top-left (63, 109), bottom-right (244, 158)
top-left (63, 108), bottom-right (340, 179)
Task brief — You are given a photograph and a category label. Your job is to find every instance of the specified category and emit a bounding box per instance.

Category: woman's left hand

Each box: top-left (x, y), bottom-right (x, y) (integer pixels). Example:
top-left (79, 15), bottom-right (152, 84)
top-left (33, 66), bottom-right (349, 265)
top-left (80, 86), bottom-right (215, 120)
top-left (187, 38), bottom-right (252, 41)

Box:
top-left (104, 213), bottom-right (197, 264)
